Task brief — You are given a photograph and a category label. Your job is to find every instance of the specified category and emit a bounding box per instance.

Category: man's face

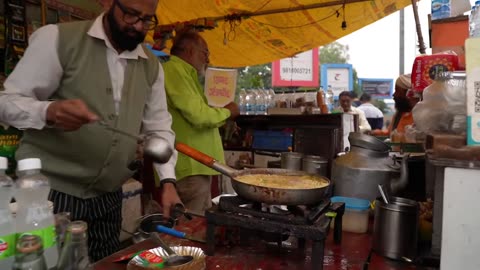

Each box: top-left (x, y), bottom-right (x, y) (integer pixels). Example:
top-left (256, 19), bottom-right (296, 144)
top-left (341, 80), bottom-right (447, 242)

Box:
top-left (190, 38), bottom-right (210, 77)
top-left (393, 86), bottom-right (411, 112)
top-left (106, 0), bottom-right (158, 51)
top-left (339, 95), bottom-right (352, 112)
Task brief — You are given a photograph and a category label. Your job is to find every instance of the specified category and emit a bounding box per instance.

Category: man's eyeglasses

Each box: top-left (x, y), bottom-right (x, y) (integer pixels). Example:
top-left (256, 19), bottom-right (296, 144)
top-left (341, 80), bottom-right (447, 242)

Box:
top-left (114, 0), bottom-right (158, 30)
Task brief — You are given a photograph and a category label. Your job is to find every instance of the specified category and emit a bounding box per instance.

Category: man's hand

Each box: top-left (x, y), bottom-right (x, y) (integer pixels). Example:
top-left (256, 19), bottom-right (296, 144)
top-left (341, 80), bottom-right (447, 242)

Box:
top-left (224, 102), bottom-right (240, 120)
top-left (46, 99), bottom-right (99, 131)
top-left (160, 183), bottom-right (183, 218)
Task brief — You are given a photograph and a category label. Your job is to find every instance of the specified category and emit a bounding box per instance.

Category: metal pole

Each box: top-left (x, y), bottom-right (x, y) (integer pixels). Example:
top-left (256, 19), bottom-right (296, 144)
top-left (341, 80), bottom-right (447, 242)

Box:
top-left (41, 0), bottom-right (47, 26)
top-left (399, 9), bottom-right (405, 75)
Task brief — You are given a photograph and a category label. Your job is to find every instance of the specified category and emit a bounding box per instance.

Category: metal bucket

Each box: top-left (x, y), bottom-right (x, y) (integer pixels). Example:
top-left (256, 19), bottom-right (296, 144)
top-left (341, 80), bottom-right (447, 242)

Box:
top-left (302, 155), bottom-right (328, 176)
top-left (281, 152), bottom-right (303, 170)
top-left (373, 197), bottom-right (419, 260)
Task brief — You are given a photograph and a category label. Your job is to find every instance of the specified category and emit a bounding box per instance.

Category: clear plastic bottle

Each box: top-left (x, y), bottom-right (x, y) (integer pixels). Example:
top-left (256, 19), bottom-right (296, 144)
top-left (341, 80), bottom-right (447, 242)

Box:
top-left (326, 85), bottom-right (335, 112)
top-left (245, 89), bottom-right (256, 115)
top-left (255, 89), bottom-right (267, 115)
top-left (56, 221), bottom-right (93, 270)
top-left (12, 235), bottom-right (47, 270)
top-left (16, 158), bottom-right (58, 269)
top-left (238, 88), bottom-right (247, 115)
top-left (470, 5), bottom-right (477, 37)
top-left (0, 157), bottom-right (15, 269)
top-left (267, 89), bottom-right (276, 109)
top-left (473, 1), bottom-right (480, 37)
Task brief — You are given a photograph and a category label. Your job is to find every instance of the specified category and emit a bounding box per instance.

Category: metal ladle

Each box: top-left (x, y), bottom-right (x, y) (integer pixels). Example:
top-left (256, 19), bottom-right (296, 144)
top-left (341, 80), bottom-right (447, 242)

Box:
top-left (378, 184), bottom-right (390, 204)
top-left (98, 121), bottom-right (173, 164)
top-left (151, 232), bottom-right (194, 267)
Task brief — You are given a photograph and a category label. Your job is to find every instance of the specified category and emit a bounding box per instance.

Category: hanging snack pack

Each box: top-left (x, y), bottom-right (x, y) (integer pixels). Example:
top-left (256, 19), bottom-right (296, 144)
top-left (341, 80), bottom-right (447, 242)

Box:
top-left (411, 52), bottom-right (459, 94)
top-left (0, 124), bottom-right (22, 177)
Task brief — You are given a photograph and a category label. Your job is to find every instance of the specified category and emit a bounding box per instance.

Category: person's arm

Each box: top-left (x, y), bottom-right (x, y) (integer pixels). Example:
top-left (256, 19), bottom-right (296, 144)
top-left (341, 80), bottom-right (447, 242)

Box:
top-left (0, 25), bottom-right (63, 129)
top-left (357, 109), bottom-right (372, 132)
top-left (163, 63), bottom-right (231, 128)
top-left (144, 63), bottom-right (182, 218)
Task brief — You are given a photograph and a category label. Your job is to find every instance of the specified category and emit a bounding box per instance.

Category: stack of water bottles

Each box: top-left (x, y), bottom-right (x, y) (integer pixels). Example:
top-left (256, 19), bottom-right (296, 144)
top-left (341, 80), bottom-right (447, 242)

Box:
top-left (0, 157), bottom-right (93, 270)
top-left (239, 88), bottom-right (276, 115)
top-left (470, 1), bottom-right (480, 37)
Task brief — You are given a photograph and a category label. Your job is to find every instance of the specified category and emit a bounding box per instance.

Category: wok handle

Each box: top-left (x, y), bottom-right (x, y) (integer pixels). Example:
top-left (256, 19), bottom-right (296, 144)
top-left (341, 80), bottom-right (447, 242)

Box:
top-left (176, 142), bottom-right (215, 167)
top-left (175, 142), bottom-right (237, 177)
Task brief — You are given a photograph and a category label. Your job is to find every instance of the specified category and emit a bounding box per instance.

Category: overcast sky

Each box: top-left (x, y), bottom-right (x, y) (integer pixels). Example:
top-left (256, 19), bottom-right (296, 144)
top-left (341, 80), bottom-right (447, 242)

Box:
top-left (337, 0), bottom-right (474, 81)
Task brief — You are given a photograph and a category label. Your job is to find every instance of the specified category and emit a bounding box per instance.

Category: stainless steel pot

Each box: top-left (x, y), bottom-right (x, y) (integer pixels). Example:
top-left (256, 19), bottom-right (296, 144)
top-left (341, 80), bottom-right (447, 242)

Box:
top-left (373, 197), bottom-right (419, 260)
top-left (302, 155), bottom-right (328, 177)
top-left (281, 152), bottom-right (303, 170)
top-left (332, 132), bottom-right (409, 202)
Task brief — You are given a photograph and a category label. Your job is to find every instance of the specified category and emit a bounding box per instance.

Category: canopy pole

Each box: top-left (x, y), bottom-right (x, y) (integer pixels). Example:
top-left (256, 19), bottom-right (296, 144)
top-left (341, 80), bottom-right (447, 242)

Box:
top-left (41, 0), bottom-right (47, 26)
top-left (411, 0), bottom-right (426, 54)
top-left (207, 0), bottom-right (370, 22)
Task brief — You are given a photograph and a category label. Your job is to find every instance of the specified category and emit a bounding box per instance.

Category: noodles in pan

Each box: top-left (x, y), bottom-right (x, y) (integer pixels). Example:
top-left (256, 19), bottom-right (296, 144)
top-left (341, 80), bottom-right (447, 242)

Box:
top-left (235, 174), bottom-right (328, 189)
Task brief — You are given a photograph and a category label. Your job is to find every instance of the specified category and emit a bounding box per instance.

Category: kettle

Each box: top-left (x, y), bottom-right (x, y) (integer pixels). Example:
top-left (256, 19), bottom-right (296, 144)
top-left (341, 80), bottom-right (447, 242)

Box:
top-left (332, 132), bottom-right (409, 202)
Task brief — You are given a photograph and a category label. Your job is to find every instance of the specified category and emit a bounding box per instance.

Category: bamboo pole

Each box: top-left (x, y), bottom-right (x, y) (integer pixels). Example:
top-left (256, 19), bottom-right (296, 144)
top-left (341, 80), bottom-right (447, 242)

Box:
top-left (41, 0), bottom-right (47, 26)
top-left (412, 0), bottom-right (426, 54)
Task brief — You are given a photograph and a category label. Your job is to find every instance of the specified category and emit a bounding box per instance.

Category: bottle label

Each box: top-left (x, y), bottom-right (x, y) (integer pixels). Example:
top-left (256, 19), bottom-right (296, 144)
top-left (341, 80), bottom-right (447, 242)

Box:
top-left (0, 233), bottom-right (16, 259)
top-left (17, 225), bottom-right (57, 249)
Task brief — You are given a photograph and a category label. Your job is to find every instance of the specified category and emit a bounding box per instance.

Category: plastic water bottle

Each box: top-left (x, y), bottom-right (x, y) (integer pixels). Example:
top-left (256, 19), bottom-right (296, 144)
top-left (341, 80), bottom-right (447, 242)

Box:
top-left (266, 89), bottom-right (276, 110)
top-left (472, 1), bottom-right (480, 37)
top-left (15, 158), bottom-right (58, 269)
top-left (245, 89), bottom-right (256, 115)
top-left (0, 157), bottom-right (15, 269)
top-left (470, 5), bottom-right (477, 37)
top-left (255, 89), bottom-right (267, 115)
top-left (326, 85), bottom-right (335, 112)
top-left (238, 88), bottom-right (247, 115)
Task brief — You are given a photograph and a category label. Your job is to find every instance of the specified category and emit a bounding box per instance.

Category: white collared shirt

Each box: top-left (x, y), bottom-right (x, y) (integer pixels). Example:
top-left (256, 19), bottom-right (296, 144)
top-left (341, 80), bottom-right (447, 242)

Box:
top-left (0, 15), bottom-right (176, 180)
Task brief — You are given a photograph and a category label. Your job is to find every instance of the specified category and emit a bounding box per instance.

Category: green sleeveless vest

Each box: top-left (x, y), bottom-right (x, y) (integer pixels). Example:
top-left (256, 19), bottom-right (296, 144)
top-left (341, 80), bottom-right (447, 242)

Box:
top-left (16, 20), bottom-right (159, 198)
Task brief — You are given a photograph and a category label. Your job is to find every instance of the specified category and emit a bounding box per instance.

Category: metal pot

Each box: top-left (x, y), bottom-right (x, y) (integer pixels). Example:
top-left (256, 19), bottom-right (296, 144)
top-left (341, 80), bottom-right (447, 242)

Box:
top-left (373, 197), bottom-right (419, 260)
top-left (332, 133), bottom-right (409, 202)
top-left (281, 152), bottom-right (303, 170)
top-left (302, 155), bottom-right (328, 177)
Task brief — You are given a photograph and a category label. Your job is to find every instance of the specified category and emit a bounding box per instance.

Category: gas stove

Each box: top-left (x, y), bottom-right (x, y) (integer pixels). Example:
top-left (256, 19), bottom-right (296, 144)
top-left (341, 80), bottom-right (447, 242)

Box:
top-left (205, 196), bottom-right (345, 270)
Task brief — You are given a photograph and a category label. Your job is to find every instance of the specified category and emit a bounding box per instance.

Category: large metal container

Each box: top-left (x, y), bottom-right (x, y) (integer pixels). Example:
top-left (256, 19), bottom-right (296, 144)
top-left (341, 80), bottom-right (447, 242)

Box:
top-left (332, 133), bottom-right (408, 202)
top-left (373, 197), bottom-right (419, 260)
top-left (281, 152), bottom-right (303, 170)
top-left (302, 155), bottom-right (328, 177)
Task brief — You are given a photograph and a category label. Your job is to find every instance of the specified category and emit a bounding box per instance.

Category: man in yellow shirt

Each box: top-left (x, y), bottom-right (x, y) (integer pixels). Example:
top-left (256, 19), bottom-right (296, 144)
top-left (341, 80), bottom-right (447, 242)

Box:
top-left (162, 31), bottom-right (239, 213)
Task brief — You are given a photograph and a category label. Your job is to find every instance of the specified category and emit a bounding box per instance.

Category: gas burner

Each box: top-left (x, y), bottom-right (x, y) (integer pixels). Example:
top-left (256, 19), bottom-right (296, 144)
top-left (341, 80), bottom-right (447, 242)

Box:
top-left (205, 196), bottom-right (345, 270)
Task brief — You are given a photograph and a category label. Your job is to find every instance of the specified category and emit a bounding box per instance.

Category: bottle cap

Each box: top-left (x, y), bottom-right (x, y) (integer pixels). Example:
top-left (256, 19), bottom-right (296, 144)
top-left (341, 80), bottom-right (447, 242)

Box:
top-left (0, 157), bottom-right (8, 170)
top-left (17, 158), bottom-right (42, 171)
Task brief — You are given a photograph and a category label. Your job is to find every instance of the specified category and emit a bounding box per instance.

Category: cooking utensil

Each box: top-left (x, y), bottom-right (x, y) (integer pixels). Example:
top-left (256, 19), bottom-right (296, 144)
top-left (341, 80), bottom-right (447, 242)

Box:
top-left (97, 121), bottom-right (173, 164)
top-left (378, 184), bottom-right (390, 204)
top-left (156, 225), bottom-right (206, 243)
top-left (373, 197), bottom-right (419, 260)
top-left (122, 213), bottom-right (176, 244)
top-left (150, 232), bottom-right (194, 267)
top-left (176, 142), bottom-right (331, 205)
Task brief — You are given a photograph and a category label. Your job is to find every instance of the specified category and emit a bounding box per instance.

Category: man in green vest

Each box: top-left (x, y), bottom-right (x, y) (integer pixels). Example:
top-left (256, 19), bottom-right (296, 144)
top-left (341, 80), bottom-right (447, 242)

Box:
top-left (162, 31), bottom-right (240, 214)
top-left (0, 0), bottom-right (182, 261)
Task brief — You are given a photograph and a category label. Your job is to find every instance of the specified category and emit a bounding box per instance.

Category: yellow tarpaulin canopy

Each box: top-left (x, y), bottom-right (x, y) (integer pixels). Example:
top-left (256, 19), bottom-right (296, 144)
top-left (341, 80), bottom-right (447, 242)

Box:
top-left (149, 0), bottom-right (414, 67)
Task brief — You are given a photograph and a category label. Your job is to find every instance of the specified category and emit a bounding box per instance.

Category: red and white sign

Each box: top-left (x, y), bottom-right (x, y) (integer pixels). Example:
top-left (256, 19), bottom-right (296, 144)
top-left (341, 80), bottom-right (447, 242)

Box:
top-left (272, 48), bottom-right (319, 87)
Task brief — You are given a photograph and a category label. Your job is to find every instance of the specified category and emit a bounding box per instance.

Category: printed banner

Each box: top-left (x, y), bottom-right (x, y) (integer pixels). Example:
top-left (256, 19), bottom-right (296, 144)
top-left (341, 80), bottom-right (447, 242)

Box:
top-left (204, 68), bottom-right (237, 107)
top-left (271, 48), bottom-right (319, 87)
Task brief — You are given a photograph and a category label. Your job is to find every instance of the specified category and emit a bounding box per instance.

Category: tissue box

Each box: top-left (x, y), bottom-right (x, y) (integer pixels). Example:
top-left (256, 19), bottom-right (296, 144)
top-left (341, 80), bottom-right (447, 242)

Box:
top-left (466, 38), bottom-right (480, 145)
top-left (121, 179), bottom-right (143, 242)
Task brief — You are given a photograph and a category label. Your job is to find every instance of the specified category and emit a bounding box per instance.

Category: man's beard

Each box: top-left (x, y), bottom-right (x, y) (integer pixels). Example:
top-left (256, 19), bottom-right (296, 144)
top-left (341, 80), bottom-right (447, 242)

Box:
top-left (107, 10), bottom-right (145, 51)
top-left (394, 98), bottom-right (411, 112)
